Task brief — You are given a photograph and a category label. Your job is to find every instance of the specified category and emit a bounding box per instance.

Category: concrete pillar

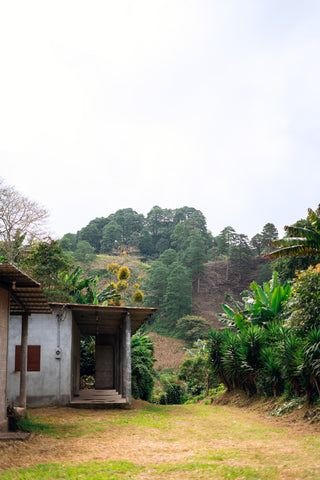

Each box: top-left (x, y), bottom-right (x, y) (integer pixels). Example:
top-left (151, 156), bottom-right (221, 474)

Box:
top-left (124, 312), bottom-right (131, 404)
top-left (119, 324), bottom-right (124, 396)
top-left (19, 313), bottom-right (28, 408)
top-left (114, 329), bottom-right (120, 393)
top-left (0, 288), bottom-right (9, 432)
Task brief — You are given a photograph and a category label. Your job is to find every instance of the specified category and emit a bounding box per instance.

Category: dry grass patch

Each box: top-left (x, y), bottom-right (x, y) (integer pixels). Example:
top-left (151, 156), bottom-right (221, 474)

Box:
top-left (0, 399), bottom-right (320, 479)
top-left (147, 332), bottom-right (188, 371)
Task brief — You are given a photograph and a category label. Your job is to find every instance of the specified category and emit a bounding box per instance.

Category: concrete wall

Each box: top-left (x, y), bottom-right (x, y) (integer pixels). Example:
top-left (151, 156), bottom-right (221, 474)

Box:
top-left (7, 307), bottom-right (73, 407)
top-left (95, 334), bottom-right (115, 389)
top-left (0, 288), bottom-right (9, 432)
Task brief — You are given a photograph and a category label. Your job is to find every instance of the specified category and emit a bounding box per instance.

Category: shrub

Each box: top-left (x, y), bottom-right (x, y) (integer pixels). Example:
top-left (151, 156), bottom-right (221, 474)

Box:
top-left (107, 263), bottom-right (119, 274)
top-left (285, 264), bottom-right (320, 332)
top-left (179, 356), bottom-right (212, 397)
top-left (163, 383), bottom-right (184, 404)
top-left (131, 359), bottom-right (154, 401)
top-left (133, 290), bottom-right (144, 303)
top-left (118, 266), bottom-right (130, 280)
top-left (176, 315), bottom-right (211, 344)
top-left (154, 369), bottom-right (186, 404)
top-left (116, 280), bottom-right (128, 292)
top-left (131, 330), bottom-right (155, 402)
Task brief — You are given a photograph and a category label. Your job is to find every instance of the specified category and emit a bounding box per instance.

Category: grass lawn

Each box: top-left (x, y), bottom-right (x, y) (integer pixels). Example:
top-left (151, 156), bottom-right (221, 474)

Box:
top-left (0, 399), bottom-right (319, 479)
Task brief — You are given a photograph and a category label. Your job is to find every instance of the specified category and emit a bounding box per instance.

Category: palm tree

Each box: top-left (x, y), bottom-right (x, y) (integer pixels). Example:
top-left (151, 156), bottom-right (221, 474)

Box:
top-left (268, 205), bottom-right (320, 259)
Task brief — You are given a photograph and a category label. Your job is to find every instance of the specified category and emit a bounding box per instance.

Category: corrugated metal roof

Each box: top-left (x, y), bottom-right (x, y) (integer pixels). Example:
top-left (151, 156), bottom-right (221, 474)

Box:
top-left (50, 302), bottom-right (157, 335)
top-left (0, 263), bottom-right (51, 314)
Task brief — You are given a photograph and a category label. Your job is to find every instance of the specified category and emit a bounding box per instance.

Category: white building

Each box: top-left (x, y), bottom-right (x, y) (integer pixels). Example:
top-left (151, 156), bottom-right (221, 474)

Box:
top-left (0, 263), bottom-right (51, 431)
top-left (0, 264), bottom-right (156, 424)
top-left (7, 303), bottom-right (156, 408)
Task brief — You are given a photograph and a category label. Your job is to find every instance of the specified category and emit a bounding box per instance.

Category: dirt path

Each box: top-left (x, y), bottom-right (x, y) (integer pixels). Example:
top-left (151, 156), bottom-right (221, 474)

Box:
top-left (0, 400), bottom-right (319, 479)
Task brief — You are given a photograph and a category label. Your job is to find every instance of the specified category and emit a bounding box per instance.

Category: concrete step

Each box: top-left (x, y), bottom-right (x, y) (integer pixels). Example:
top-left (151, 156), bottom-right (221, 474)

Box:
top-left (69, 389), bottom-right (129, 409)
top-left (0, 432), bottom-right (30, 442)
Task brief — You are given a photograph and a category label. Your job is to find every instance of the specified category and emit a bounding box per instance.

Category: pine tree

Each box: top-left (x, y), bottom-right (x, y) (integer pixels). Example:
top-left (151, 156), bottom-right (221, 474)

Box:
top-left (164, 263), bottom-right (192, 325)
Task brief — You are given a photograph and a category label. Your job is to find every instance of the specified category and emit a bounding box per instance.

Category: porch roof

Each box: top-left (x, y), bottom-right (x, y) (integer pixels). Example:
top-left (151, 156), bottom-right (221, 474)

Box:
top-left (0, 263), bottom-right (52, 315)
top-left (49, 302), bottom-right (157, 335)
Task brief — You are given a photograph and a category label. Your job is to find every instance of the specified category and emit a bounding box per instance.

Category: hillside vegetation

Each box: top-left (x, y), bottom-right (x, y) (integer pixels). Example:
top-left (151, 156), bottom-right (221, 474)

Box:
top-left (2, 181), bottom-right (320, 407)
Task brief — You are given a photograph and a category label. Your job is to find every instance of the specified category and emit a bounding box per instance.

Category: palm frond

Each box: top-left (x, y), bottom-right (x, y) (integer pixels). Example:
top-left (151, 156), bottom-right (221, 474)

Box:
top-left (267, 206), bottom-right (320, 259)
top-left (268, 244), bottom-right (319, 259)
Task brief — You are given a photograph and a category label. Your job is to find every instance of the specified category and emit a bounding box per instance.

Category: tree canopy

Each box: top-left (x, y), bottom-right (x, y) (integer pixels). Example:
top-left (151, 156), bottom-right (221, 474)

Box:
top-left (0, 178), bottom-right (48, 261)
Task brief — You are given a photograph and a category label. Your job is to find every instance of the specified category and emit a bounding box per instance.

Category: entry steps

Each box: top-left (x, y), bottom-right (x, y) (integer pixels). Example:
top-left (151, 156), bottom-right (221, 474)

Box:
top-left (69, 389), bottom-right (129, 409)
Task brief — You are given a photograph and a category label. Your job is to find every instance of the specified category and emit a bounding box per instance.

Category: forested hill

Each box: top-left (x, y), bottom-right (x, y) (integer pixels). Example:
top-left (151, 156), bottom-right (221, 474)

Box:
top-left (57, 206), bottom-right (279, 335)
top-left (15, 202), bottom-right (317, 338)
top-left (1, 179), bottom-right (319, 342)
top-left (59, 206), bottom-right (214, 258)
top-left (60, 206), bottom-right (278, 262)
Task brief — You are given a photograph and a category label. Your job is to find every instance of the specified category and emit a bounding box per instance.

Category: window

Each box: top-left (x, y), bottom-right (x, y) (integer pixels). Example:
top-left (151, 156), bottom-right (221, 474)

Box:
top-left (15, 345), bottom-right (41, 372)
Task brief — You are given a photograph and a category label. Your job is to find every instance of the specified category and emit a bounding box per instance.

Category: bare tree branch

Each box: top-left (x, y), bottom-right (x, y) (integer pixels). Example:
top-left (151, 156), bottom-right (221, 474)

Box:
top-left (0, 178), bottom-right (49, 261)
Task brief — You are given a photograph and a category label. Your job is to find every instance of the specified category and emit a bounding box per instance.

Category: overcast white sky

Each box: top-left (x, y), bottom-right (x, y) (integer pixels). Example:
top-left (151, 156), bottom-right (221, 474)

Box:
top-left (1, 1), bottom-right (319, 240)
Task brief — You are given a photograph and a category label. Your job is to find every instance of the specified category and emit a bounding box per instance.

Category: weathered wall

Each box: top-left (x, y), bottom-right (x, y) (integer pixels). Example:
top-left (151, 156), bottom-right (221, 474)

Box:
top-left (0, 288), bottom-right (9, 432)
top-left (7, 307), bottom-right (73, 406)
top-left (95, 335), bottom-right (114, 389)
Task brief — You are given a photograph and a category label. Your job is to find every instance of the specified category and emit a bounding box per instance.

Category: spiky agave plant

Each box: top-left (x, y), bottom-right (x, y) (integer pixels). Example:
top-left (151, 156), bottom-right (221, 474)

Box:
top-left (207, 329), bottom-right (232, 391)
top-left (278, 331), bottom-right (305, 396)
top-left (221, 330), bottom-right (243, 391)
top-left (303, 327), bottom-right (320, 399)
top-left (264, 321), bottom-right (288, 345)
top-left (239, 325), bottom-right (266, 394)
top-left (260, 347), bottom-right (284, 397)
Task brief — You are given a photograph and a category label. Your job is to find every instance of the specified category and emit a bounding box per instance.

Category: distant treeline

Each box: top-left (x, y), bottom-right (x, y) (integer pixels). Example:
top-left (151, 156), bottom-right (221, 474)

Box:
top-left (59, 205), bottom-right (279, 262)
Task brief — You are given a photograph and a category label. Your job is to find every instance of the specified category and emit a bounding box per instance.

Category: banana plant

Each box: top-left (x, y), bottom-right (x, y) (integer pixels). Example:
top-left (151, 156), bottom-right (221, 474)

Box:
top-left (63, 266), bottom-right (120, 305)
top-left (245, 271), bottom-right (291, 324)
top-left (269, 205), bottom-right (320, 258)
top-left (219, 272), bottom-right (291, 329)
top-left (218, 293), bottom-right (248, 331)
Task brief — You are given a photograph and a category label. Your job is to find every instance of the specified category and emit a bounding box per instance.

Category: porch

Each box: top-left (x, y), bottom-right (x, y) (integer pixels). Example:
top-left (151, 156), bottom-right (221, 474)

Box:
top-left (50, 302), bottom-right (157, 408)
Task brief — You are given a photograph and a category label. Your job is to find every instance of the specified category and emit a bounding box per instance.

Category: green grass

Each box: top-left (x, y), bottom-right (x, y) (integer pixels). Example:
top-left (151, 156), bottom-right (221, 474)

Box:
top-left (1, 401), bottom-right (319, 480)
top-left (0, 461), bottom-right (140, 480)
top-left (0, 460), bottom-right (278, 480)
top-left (16, 415), bottom-right (83, 438)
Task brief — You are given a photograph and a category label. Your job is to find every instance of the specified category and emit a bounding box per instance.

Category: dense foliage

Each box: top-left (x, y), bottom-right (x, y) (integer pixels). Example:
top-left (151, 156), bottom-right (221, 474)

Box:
top-left (131, 330), bottom-right (155, 402)
top-left (285, 264), bottom-right (320, 332)
top-left (60, 206), bottom-right (214, 258)
top-left (3, 177), bottom-right (320, 404)
top-left (21, 239), bottom-right (73, 302)
top-left (176, 315), bottom-right (212, 344)
top-left (80, 336), bottom-right (95, 377)
top-left (208, 264), bottom-right (320, 402)
top-left (218, 271), bottom-right (291, 329)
